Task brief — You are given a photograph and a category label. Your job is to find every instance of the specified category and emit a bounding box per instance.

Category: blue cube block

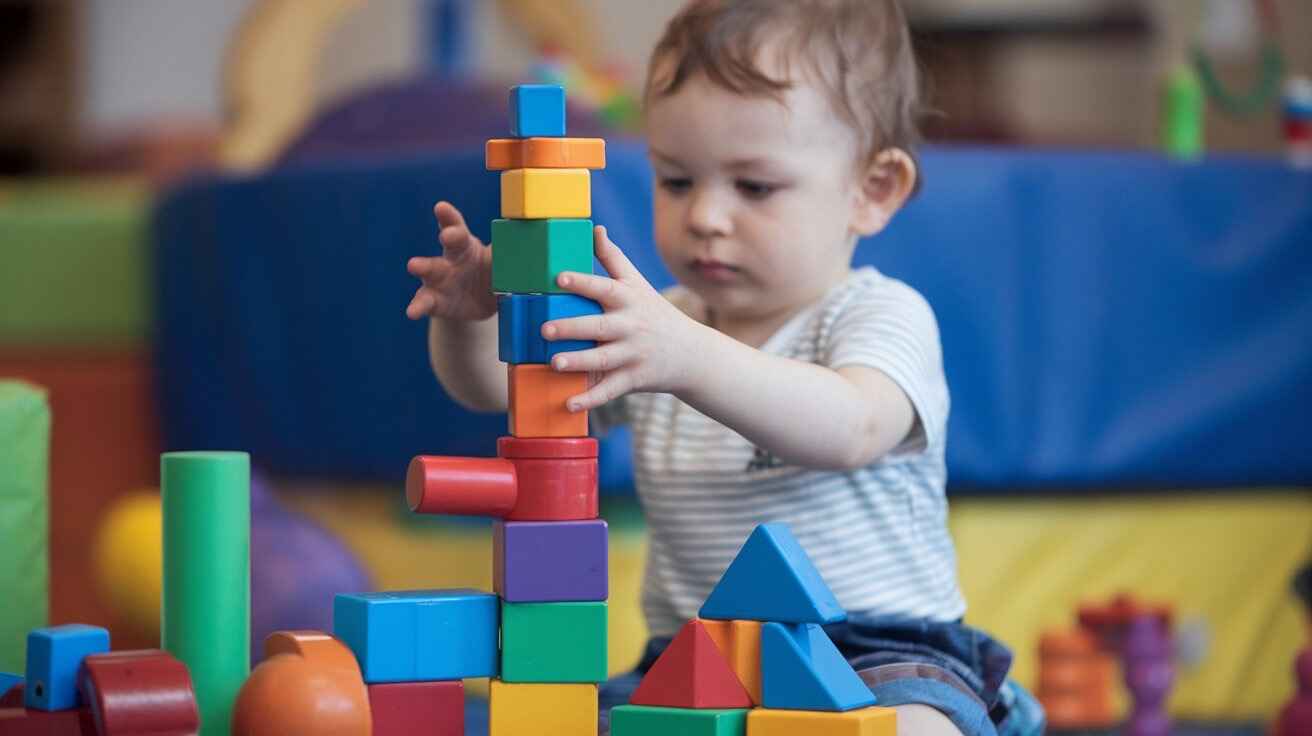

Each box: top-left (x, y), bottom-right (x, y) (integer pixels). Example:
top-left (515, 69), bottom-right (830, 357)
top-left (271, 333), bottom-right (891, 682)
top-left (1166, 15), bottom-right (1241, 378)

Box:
top-left (24, 624), bottom-right (110, 711)
top-left (510, 84), bottom-right (566, 137)
top-left (333, 589), bottom-right (498, 683)
top-left (498, 293), bottom-right (603, 364)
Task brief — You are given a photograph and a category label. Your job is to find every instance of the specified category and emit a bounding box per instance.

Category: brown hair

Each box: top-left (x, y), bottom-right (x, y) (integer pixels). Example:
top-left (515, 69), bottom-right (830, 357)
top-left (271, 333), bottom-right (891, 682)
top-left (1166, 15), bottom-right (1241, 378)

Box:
top-left (645, 0), bottom-right (923, 168)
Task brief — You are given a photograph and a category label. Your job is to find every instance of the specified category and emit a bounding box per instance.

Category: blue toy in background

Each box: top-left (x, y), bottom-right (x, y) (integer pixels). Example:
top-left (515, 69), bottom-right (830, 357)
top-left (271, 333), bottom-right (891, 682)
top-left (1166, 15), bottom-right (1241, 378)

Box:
top-left (24, 624), bottom-right (110, 711)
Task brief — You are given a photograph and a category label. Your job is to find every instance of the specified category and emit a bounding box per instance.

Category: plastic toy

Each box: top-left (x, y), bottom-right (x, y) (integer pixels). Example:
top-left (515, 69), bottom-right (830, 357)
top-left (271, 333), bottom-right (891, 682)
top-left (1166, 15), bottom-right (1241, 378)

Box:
top-left (1035, 628), bottom-right (1116, 730)
top-left (500, 601), bottom-right (608, 683)
top-left (0, 381), bottom-right (49, 675)
top-left (485, 137), bottom-right (606, 171)
top-left (332, 590), bottom-right (499, 682)
top-left (487, 680), bottom-right (598, 734)
top-left (1284, 76), bottom-right (1312, 169)
top-left (23, 625), bottom-right (110, 711)
top-left (79, 649), bottom-right (199, 736)
top-left (232, 631), bottom-right (370, 736)
top-left (368, 681), bottom-right (463, 736)
top-left (161, 450), bottom-right (250, 736)
top-left (0, 673), bottom-right (20, 698)
top-left (609, 705), bottom-right (749, 735)
top-left (498, 293), bottom-right (602, 364)
top-left (509, 84), bottom-right (567, 137)
top-left (701, 619), bottom-right (763, 705)
top-left (490, 217), bottom-right (594, 294)
top-left (92, 493), bottom-right (163, 640)
top-left (493, 520), bottom-right (608, 602)
top-left (628, 620), bottom-right (752, 709)
top-left (746, 706), bottom-right (897, 735)
top-left (1122, 615), bottom-right (1174, 736)
top-left (508, 364), bottom-right (590, 437)
top-left (760, 623), bottom-right (876, 712)
top-left (699, 523), bottom-right (845, 625)
top-left (500, 168), bottom-right (591, 219)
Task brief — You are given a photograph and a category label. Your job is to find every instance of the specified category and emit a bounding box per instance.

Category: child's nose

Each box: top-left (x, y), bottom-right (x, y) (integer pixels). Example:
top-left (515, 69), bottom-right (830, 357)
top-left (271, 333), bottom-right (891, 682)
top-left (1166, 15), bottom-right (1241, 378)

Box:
top-left (685, 189), bottom-right (732, 239)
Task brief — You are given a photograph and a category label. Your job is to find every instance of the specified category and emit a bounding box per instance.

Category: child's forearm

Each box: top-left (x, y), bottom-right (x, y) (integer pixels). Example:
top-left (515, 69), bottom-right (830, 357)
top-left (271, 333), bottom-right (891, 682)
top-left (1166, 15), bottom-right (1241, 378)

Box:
top-left (429, 315), bottom-right (507, 412)
top-left (677, 326), bottom-right (900, 471)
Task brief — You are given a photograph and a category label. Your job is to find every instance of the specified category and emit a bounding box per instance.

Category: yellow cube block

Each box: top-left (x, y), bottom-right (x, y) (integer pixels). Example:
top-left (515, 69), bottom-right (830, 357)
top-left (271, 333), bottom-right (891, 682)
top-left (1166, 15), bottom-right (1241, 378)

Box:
top-left (489, 680), bottom-right (598, 736)
top-left (747, 706), bottom-right (897, 736)
top-left (701, 618), bottom-right (763, 704)
top-left (501, 168), bottom-right (591, 218)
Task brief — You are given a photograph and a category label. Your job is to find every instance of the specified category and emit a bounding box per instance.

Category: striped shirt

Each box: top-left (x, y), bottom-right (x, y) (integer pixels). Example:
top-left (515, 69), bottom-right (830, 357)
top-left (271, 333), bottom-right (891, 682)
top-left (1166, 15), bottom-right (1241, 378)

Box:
top-left (594, 266), bottom-right (966, 636)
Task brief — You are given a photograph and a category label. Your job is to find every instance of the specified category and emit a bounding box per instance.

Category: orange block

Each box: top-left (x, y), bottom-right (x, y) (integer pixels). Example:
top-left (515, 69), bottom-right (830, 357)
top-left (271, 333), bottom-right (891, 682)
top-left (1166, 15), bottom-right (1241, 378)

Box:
top-left (700, 618), bottom-right (762, 704)
top-left (507, 364), bottom-right (588, 438)
top-left (485, 138), bottom-right (606, 170)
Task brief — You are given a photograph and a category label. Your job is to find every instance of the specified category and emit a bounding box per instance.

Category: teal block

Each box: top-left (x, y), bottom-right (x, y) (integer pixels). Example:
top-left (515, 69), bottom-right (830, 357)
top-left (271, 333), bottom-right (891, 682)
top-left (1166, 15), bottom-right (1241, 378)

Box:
top-left (24, 624), bottom-right (110, 711)
top-left (501, 601), bottom-right (607, 683)
top-left (610, 705), bottom-right (748, 735)
top-left (333, 589), bottom-right (498, 683)
top-left (760, 622), bottom-right (876, 712)
top-left (699, 523), bottom-right (844, 624)
top-left (510, 84), bottom-right (566, 137)
top-left (491, 218), bottom-right (593, 294)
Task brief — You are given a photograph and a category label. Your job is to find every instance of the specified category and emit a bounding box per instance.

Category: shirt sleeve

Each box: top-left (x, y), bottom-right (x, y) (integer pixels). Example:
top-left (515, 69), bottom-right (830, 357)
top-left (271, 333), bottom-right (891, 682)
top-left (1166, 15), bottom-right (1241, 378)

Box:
top-left (821, 278), bottom-right (950, 456)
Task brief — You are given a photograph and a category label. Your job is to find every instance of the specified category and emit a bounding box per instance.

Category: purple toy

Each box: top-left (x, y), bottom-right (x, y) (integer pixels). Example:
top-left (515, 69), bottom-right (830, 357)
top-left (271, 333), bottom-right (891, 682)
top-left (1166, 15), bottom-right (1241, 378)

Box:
top-left (1123, 614), bottom-right (1174, 736)
top-left (493, 520), bottom-right (608, 603)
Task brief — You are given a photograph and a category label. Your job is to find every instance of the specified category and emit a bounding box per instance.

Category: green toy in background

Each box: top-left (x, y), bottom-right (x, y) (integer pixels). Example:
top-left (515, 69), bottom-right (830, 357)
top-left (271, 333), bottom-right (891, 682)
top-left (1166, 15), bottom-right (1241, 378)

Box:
top-left (0, 381), bottom-right (50, 674)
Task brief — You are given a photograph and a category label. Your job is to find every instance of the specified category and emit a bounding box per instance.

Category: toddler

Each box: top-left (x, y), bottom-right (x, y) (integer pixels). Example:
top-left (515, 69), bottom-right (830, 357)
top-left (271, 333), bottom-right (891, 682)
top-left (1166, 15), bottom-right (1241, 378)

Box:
top-left (405, 1), bottom-right (1043, 734)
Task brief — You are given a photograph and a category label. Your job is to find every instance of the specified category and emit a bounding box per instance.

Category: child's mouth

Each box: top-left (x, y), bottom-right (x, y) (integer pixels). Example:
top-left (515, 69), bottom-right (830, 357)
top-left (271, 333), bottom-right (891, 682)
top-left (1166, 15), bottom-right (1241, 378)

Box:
top-left (692, 259), bottom-right (740, 283)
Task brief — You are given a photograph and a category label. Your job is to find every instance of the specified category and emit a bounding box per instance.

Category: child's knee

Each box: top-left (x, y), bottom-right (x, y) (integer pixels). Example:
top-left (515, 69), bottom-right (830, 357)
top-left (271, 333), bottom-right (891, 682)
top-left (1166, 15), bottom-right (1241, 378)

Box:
top-left (894, 703), bottom-right (966, 736)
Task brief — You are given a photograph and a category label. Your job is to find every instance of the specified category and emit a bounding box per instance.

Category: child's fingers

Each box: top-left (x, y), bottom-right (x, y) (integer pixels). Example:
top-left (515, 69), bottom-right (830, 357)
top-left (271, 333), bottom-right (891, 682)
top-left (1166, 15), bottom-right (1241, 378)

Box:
top-left (433, 201), bottom-right (468, 229)
top-left (407, 256), bottom-right (435, 277)
top-left (542, 313), bottom-right (625, 343)
top-left (565, 369), bottom-right (635, 413)
top-left (555, 271), bottom-right (627, 308)
top-left (550, 344), bottom-right (633, 373)
top-left (405, 287), bottom-right (436, 320)
top-left (593, 226), bottom-right (643, 282)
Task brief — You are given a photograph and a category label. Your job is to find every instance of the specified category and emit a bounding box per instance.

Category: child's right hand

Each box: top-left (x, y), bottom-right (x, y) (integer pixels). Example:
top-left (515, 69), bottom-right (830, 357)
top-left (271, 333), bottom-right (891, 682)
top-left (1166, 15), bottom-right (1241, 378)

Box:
top-left (405, 201), bottom-right (498, 322)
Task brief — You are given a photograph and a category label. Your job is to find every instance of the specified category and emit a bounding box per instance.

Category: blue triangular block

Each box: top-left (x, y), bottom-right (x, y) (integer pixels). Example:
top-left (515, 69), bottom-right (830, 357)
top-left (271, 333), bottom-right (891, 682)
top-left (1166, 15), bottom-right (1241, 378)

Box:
top-left (699, 523), bottom-right (844, 624)
top-left (760, 622), bottom-right (877, 711)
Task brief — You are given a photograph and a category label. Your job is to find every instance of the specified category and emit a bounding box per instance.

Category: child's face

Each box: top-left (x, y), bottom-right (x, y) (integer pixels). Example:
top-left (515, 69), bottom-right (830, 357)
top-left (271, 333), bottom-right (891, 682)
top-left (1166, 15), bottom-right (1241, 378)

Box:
top-left (645, 66), bottom-right (870, 323)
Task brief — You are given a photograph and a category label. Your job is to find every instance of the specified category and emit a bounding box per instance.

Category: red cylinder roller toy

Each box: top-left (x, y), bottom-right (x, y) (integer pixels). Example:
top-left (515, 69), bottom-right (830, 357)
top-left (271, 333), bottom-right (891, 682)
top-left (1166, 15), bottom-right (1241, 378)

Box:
top-left (407, 437), bottom-right (598, 520)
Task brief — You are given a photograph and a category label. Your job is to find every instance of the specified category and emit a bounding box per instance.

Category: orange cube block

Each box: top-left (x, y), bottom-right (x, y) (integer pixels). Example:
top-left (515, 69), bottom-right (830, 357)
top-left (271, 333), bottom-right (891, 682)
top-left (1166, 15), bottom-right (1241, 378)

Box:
top-left (507, 364), bottom-right (588, 438)
top-left (485, 138), bottom-right (606, 170)
top-left (700, 619), bottom-right (763, 705)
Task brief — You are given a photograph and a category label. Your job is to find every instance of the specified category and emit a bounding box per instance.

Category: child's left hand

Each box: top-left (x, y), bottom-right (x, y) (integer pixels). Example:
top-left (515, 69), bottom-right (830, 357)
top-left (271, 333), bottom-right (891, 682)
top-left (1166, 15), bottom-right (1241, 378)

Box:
top-left (543, 226), bottom-right (709, 412)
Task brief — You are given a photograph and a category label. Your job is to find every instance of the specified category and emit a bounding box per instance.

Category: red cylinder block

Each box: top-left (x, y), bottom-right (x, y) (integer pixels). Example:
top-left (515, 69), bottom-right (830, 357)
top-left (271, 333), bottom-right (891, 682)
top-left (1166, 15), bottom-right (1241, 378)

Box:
top-left (78, 650), bottom-right (199, 736)
top-left (407, 437), bottom-right (598, 521)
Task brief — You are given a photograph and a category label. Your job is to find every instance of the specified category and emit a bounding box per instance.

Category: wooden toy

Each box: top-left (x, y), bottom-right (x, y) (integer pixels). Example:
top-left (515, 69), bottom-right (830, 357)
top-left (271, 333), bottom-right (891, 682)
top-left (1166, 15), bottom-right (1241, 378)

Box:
top-left (508, 364), bottom-right (589, 437)
top-left (509, 84), bottom-right (567, 137)
top-left (368, 681), bottom-right (463, 736)
top-left (407, 437), bottom-right (599, 520)
top-left (701, 619), bottom-right (763, 705)
top-left (700, 524), bottom-right (845, 625)
top-left (333, 590), bottom-right (499, 682)
top-left (497, 293), bottom-right (602, 364)
top-left (485, 137), bottom-right (605, 171)
top-left (24, 625), bottom-right (109, 711)
top-left (609, 705), bottom-right (749, 735)
top-left (745, 706), bottom-right (897, 735)
top-left (79, 649), bottom-right (199, 736)
top-left (500, 601), bottom-right (607, 683)
top-left (493, 520), bottom-right (608, 602)
top-left (500, 169), bottom-right (591, 219)
top-left (629, 620), bottom-right (752, 709)
top-left (1275, 647), bottom-right (1312, 736)
top-left (1122, 614), bottom-right (1173, 736)
top-left (490, 218), bottom-right (593, 295)
top-left (760, 623), bottom-right (876, 712)
top-left (233, 631), bottom-right (370, 736)
top-left (0, 673), bottom-right (20, 699)
top-left (0, 705), bottom-right (93, 735)
top-left (0, 681), bottom-right (22, 707)
top-left (160, 450), bottom-right (250, 736)
top-left (1035, 628), bottom-right (1116, 731)
top-left (488, 680), bottom-right (597, 736)
top-left (0, 382), bottom-right (48, 676)
top-left (263, 630), bottom-right (364, 676)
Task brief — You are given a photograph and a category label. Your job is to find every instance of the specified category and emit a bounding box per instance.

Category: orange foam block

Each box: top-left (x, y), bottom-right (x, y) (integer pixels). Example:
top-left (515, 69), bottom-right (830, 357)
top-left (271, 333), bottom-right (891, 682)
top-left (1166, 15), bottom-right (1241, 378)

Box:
top-left (629, 620), bottom-right (753, 709)
top-left (485, 138), bottom-right (606, 170)
top-left (700, 619), bottom-right (762, 705)
top-left (507, 364), bottom-right (588, 438)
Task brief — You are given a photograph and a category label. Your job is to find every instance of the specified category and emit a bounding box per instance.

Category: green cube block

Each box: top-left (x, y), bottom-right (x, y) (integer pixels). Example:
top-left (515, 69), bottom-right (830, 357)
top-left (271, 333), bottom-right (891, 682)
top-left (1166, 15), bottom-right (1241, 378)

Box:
top-left (501, 601), bottom-right (607, 683)
top-left (610, 705), bottom-right (748, 735)
top-left (491, 218), bottom-right (593, 294)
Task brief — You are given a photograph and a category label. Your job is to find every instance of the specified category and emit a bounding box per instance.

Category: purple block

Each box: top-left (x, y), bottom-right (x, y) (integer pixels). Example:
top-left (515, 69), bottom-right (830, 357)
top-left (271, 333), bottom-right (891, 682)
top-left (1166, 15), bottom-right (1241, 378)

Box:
top-left (494, 520), bottom-right (608, 602)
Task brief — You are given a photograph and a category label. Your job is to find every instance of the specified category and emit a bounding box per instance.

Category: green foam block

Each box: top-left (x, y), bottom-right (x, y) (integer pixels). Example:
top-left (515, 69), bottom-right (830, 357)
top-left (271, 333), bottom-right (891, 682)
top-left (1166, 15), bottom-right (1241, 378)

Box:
top-left (610, 705), bottom-right (749, 735)
top-left (501, 601), bottom-right (607, 683)
top-left (491, 218), bottom-right (593, 294)
top-left (0, 382), bottom-right (49, 673)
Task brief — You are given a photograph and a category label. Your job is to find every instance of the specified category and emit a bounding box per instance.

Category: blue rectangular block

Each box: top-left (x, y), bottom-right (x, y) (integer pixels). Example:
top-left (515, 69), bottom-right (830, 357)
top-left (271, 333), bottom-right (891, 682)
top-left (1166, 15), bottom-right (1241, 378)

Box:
top-left (24, 624), bottom-right (110, 711)
top-left (510, 84), bottom-right (566, 137)
top-left (498, 294), bottom-right (602, 364)
top-left (333, 589), bottom-right (498, 683)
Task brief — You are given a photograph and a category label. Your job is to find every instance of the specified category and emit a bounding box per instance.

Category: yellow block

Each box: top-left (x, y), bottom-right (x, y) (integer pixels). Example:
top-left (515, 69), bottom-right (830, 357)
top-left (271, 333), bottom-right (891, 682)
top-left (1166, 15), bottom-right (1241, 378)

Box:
top-left (747, 706), bottom-right (897, 735)
top-left (501, 168), bottom-right (591, 218)
top-left (489, 680), bottom-right (597, 736)
top-left (700, 619), bottom-right (762, 704)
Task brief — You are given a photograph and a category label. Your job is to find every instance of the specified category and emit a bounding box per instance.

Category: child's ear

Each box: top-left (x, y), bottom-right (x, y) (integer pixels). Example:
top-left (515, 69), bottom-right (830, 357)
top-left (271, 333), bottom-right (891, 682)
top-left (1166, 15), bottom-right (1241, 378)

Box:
top-left (851, 148), bottom-right (917, 237)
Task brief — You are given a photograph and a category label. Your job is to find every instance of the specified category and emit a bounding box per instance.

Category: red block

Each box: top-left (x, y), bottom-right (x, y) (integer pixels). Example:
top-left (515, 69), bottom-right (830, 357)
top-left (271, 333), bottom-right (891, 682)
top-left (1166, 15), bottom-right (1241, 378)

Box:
top-left (0, 707), bottom-right (94, 735)
top-left (368, 681), bottom-right (464, 736)
top-left (79, 650), bottom-right (198, 736)
top-left (630, 620), bottom-right (753, 709)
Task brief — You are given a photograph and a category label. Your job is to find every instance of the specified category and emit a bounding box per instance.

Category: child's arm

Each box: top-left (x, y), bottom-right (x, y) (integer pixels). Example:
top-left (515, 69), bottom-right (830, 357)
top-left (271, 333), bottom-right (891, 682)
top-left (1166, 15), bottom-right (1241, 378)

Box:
top-left (406, 202), bottom-right (507, 412)
top-left (546, 228), bottom-right (915, 471)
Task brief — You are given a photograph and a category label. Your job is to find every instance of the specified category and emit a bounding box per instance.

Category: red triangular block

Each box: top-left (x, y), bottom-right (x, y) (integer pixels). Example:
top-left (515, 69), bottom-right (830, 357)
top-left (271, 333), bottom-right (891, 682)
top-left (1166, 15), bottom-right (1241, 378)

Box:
top-left (629, 620), bottom-right (753, 709)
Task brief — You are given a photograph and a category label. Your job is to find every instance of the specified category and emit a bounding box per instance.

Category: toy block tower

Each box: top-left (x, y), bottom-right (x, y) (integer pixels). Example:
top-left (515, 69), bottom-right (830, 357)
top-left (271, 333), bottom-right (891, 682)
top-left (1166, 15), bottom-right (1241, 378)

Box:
top-left (335, 84), bottom-right (609, 736)
top-left (610, 524), bottom-right (896, 735)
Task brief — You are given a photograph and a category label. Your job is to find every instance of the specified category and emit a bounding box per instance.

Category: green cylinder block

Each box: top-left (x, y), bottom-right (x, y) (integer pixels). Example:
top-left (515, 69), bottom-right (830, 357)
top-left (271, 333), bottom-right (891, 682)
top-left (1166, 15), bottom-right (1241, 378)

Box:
top-left (161, 451), bottom-right (250, 736)
top-left (0, 382), bottom-right (49, 673)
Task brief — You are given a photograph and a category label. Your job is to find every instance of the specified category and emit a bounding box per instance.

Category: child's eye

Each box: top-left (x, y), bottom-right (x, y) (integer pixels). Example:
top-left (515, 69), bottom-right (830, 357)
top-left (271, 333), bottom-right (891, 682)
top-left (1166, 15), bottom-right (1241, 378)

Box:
top-left (659, 177), bottom-right (692, 195)
top-left (735, 179), bottom-right (778, 200)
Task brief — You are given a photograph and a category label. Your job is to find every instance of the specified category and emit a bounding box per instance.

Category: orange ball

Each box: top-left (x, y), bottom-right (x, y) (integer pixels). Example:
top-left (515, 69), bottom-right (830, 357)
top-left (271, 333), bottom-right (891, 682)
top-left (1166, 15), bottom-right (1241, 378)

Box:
top-left (231, 653), bottom-right (370, 736)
